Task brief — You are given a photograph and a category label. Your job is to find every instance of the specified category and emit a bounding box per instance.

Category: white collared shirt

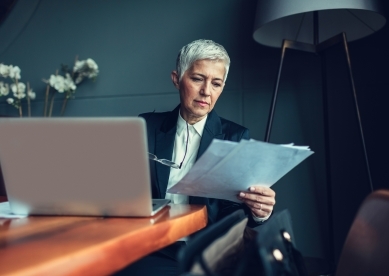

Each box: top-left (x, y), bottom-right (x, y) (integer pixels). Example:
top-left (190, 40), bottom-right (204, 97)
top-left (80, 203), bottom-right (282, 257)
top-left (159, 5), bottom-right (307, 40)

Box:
top-left (165, 112), bottom-right (207, 204)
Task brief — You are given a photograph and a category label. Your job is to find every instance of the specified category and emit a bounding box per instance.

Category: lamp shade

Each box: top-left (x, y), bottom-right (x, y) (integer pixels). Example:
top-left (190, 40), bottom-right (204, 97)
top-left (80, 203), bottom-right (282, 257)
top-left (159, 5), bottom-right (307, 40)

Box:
top-left (253, 0), bottom-right (386, 48)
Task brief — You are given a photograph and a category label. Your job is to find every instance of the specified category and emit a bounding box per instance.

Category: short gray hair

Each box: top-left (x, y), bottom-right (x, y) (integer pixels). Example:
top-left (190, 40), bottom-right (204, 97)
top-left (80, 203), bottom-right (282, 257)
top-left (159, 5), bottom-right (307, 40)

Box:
top-left (176, 39), bottom-right (230, 82)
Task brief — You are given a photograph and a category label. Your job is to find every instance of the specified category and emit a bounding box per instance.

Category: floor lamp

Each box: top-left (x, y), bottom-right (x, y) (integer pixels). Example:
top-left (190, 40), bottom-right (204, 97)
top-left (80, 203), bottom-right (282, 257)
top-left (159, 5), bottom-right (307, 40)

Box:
top-left (252, 0), bottom-right (386, 264)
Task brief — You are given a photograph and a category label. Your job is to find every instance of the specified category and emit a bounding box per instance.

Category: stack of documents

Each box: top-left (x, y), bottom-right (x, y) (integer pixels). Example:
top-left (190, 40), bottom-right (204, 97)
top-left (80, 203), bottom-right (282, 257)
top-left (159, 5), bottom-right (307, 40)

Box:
top-left (167, 139), bottom-right (314, 203)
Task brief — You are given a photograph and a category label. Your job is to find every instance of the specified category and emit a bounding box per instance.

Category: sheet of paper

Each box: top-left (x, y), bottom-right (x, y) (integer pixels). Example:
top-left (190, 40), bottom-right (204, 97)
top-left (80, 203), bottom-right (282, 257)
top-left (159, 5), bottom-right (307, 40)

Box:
top-left (0, 202), bottom-right (26, 218)
top-left (179, 139), bottom-right (239, 185)
top-left (167, 139), bottom-right (314, 202)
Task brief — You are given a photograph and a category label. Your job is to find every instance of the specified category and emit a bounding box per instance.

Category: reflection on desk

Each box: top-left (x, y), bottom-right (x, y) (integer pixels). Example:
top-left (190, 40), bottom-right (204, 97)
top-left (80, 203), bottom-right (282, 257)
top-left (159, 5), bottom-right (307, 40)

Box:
top-left (0, 203), bottom-right (207, 276)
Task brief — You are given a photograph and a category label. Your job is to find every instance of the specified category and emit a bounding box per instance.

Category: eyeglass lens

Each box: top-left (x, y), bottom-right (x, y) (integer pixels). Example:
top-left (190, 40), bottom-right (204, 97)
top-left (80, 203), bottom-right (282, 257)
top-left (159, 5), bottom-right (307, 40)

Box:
top-left (148, 153), bottom-right (180, 169)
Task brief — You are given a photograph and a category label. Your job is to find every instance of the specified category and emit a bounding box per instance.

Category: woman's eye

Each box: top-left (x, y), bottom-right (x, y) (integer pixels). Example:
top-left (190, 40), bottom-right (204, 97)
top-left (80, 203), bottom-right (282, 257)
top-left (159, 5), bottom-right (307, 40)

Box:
top-left (213, 83), bottom-right (221, 87)
top-left (192, 78), bottom-right (202, 82)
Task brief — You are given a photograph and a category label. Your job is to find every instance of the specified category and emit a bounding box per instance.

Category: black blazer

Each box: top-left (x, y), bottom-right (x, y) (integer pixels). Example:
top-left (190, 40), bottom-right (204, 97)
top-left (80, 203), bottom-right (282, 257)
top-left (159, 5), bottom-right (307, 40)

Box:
top-left (140, 105), bottom-right (260, 227)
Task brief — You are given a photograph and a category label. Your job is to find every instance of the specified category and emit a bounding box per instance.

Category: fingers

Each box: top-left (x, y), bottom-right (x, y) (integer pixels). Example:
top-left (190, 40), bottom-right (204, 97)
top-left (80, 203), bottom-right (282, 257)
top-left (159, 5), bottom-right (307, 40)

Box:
top-left (242, 200), bottom-right (267, 212)
top-left (239, 195), bottom-right (274, 217)
top-left (238, 186), bottom-right (276, 218)
top-left (238, 191), bottom-right (276, 206)
top-left (251, 207), bottom-right (270, 218)
top-left (241, 198), bottom-right (273, 218)
top-left (249, 186), bottom-right (276, 198)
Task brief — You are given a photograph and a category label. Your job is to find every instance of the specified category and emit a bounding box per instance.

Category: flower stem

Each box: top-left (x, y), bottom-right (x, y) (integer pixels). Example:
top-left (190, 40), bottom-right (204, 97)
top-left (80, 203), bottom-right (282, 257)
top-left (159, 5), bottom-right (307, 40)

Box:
top-left (60, 96), bottom-right (68, 116)
top-left (49, 91), bottom-right (56, 117)
top-left (72, 55), bottom-right (78, 78)
top-left (27, 82), bottom-right (31, 117)
top-left (14, 78), bottom-right (22, 117)
top-left (48, 69), bottom-right (59, 117)
top-left (44, 84), bottom-right (50, 117)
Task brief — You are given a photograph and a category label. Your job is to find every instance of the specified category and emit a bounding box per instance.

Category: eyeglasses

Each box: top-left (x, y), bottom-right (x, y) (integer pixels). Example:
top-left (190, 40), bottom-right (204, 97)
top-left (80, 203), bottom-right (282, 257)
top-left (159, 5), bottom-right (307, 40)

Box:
top-left (148, 122), bottom-right (189, 169)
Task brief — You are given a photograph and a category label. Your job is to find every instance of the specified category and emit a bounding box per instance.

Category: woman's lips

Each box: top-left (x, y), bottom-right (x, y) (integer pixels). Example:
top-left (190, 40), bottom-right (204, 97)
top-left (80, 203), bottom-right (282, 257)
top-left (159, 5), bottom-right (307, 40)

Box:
top-left (195, 100), bottom-right (209, 107)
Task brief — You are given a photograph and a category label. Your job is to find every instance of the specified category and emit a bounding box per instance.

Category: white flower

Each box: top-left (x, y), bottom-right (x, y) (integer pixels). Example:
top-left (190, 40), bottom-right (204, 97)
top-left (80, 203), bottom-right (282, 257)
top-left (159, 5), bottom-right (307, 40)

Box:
top-left (11, 82), bottom-right (26, 99)
top-left (64, 73), bottom-right (76, 91)
top-left (0, 64), bottom-right (10, 78)
top-left (74, 75), bottom-right (83, 84)
top-left (49, 74), bottom-right (66, 93)
top-left (6, 98), bottom-right (14, 104)
top-left (11, 82), bottom-right (26, 93)
top-left (49, 75), bottom-right (57, 86)
top-left (28, 89), bottom-right (36, 100)
top-left (88, 71), bottom-right (98, 79)
top-left (0, 82), bottom-right (9, 96)
top-left (9, 65), bottom-right (21, 80)
top-left (73, 60), bottom-right (85, 72)
top-left (86, 58), bottom-right (98, 71)
top-left (85, 58), bottom-right (99, 78)
top-left (73, 58), bottom-right (99, 84)
top-left (48, 74), bottom-right (76, 93)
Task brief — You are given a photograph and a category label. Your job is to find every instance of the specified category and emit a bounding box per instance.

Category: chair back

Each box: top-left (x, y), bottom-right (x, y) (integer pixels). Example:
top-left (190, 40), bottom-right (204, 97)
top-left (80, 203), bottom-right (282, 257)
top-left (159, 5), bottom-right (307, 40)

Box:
top-left (336, 189), bottom-right (389, 276)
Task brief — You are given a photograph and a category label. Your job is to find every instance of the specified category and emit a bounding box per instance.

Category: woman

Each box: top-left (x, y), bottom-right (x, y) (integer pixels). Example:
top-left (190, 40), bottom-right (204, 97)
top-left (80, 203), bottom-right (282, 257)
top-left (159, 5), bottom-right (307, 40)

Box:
top-left (116, 39), bottom-right (276, 276)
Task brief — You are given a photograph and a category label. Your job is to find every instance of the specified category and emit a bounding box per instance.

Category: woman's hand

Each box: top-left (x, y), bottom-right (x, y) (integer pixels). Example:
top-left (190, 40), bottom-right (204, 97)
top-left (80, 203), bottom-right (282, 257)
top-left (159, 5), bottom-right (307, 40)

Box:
top-left (238, 186), bottom-right (276, 218)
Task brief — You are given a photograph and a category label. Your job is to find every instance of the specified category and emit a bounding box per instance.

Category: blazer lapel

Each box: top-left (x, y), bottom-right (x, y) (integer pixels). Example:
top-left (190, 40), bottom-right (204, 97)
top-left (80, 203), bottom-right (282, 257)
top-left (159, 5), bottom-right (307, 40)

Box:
top-left (154, 106), bottom-right (179, 197)
top-left (196, 109), bottom-right (225, 160)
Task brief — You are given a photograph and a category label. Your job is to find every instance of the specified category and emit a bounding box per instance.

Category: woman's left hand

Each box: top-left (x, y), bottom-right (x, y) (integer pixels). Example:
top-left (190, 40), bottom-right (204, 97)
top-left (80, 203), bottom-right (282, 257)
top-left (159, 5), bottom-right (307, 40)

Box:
top-left (238, 186), bottom-right (276, 218)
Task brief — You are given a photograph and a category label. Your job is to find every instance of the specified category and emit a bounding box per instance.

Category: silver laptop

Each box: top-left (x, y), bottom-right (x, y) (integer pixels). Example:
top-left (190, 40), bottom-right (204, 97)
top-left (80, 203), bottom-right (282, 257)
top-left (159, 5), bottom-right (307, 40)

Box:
top-left (0, 117), bottom-right (170, 217)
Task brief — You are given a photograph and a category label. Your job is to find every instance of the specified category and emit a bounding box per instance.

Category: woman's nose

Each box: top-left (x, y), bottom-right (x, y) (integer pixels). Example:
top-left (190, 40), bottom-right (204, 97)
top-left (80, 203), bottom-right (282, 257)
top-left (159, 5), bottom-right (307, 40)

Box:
top-left (200, 82), bottom-right (211, 96)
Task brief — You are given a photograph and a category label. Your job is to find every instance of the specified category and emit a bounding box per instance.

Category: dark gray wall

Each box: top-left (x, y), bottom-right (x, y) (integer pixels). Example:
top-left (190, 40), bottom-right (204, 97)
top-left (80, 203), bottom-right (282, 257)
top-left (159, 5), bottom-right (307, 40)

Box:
top-left (1, 0), bottom-right (388, 264)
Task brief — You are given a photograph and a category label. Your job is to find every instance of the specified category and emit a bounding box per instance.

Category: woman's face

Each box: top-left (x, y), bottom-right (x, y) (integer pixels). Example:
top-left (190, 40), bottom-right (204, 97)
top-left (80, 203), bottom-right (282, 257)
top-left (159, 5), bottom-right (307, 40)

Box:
top-left (171, 59), bottom-right (226, 125)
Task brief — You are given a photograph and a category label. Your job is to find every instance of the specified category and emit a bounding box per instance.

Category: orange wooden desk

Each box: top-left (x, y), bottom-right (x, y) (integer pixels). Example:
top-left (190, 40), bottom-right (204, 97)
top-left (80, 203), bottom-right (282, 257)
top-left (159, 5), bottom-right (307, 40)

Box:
top-left (0, 197), bottom-right (207, 276)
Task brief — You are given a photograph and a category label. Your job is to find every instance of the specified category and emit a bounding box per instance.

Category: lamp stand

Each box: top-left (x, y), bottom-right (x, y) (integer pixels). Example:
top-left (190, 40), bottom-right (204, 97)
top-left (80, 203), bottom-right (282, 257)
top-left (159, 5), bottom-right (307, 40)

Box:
top-left (264, 31), bottom-right (374, 264)
top-left (264, 32), bottom-right (373, 188)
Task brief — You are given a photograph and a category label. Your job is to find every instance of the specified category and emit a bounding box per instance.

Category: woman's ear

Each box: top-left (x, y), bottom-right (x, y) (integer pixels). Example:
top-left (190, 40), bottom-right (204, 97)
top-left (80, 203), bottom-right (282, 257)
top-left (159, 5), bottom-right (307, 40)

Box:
top-left (171, 71), bottom-right (180, 89)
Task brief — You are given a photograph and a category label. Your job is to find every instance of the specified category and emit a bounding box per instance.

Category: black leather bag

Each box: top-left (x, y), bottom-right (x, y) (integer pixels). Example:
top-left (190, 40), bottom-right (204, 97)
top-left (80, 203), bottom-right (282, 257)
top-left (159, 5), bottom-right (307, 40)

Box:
top-left (178, 209), bottom-right (307, 276)
top-left (178, 209), bottom-right (255, 276)
top-left (253, 209), bottom-right (308, 276)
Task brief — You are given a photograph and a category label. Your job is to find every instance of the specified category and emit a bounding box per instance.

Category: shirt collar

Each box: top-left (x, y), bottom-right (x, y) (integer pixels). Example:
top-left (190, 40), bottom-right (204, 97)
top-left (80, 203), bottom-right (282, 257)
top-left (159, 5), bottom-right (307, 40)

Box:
top-left (177, 112), bottom-right (207, 137)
